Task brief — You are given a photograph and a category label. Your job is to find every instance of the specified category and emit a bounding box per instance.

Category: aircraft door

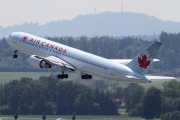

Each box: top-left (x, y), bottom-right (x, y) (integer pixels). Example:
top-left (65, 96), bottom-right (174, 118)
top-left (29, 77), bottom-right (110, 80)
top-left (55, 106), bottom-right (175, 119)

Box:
top-left (111, 67), bottom-right (116, 76)
top-left (13, 38), bottom-right (16, 43)
top-left (13, 36), bottom-right (18, 44)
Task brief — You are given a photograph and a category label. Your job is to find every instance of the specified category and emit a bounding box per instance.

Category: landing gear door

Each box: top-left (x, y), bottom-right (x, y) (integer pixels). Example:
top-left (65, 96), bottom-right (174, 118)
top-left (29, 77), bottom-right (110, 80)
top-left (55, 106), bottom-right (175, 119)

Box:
top-left (111, 67), bottom-right (116, 76)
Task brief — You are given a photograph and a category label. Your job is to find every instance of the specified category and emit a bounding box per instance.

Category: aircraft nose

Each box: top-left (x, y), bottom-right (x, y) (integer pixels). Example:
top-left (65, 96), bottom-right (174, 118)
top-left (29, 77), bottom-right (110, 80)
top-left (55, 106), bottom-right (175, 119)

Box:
top-left (5, 35), bottom-right (12, 44)
top-left (5, 35), bottom-right (9, 42)
top-left (5, 35), bottom-right (8, 40)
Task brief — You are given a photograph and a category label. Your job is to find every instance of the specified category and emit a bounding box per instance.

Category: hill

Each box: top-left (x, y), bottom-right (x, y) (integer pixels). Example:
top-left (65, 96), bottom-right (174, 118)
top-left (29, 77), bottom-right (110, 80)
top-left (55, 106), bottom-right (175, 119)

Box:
top-left (1, 12), bottom-right (180, 38)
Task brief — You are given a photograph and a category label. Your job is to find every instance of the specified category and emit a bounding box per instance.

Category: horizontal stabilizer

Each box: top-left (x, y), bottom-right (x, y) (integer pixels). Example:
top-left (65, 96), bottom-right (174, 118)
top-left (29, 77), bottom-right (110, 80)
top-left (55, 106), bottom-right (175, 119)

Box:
top-left (110, 59), bottom-right (160, 65)
top-left (145, 75), bottom-right (176, 81)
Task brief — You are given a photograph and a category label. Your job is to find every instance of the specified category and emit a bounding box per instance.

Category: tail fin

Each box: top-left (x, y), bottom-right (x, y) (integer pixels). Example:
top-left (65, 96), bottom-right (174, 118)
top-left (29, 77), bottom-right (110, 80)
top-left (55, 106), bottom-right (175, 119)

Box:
top-left (126, 41), bottom-right (162, 75)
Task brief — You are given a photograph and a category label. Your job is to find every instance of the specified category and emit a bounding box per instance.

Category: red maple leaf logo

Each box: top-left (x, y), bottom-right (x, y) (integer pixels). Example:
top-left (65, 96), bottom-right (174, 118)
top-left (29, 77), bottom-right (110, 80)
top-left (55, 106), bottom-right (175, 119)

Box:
top-left (23, 36), bottom-right (28, 40)
top-left (138, 55), bottom-right (151, 69)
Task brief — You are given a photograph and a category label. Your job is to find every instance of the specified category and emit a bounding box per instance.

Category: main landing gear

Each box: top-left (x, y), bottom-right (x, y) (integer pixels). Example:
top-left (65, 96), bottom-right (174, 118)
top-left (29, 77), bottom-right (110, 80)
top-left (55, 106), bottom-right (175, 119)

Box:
top-left (81, 74), bottom-right (92, 79)
top-left (57, 73), bottom-right (68, 79)
top-left (57, 67), bottom-right (69, 79)
top-left (13, 50), bottom-right (18, 58)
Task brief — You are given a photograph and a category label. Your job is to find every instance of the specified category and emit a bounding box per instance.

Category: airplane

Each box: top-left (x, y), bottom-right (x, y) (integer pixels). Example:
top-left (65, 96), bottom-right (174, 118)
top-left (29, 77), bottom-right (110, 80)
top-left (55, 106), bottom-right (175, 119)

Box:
top-left (5, 32), bottom-right (176, 83)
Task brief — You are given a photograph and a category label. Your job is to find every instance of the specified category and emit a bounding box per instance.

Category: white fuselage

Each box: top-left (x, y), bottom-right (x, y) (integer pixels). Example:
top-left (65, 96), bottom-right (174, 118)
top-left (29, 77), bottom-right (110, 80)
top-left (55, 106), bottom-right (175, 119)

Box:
top-left (5, 32), bottom-right (149, 83)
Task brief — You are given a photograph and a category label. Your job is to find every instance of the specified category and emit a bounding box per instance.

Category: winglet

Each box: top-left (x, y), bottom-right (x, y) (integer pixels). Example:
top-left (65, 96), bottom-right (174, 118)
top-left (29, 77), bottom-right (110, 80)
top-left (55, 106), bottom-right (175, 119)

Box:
top-left (126, 41), bottom-right (162, 75)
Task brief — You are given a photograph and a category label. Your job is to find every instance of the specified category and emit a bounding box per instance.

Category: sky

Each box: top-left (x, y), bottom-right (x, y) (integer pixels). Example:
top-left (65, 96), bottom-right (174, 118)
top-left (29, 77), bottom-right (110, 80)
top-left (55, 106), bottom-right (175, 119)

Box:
top-left (1, 0), bottom-right (180, 27)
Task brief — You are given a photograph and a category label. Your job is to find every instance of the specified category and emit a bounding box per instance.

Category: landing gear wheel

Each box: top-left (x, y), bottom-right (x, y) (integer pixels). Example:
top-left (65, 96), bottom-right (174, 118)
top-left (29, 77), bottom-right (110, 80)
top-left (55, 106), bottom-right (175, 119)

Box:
top-left (13, 54), bottom-right (18, 58)
top-left (88, 75), bottom-right (92, 79)
top-left (81, 75), bottom-right (85, 79)
top-left (57, 74), bottom-right (62, 79)
top-left (57, 74), bottom-right (68, 79)
top-left (13, 50), bottom-right (18, 58)
top-left (81, 74), bottom-right (92, 79)
top-left (64, 74), bottom-right (68, 78)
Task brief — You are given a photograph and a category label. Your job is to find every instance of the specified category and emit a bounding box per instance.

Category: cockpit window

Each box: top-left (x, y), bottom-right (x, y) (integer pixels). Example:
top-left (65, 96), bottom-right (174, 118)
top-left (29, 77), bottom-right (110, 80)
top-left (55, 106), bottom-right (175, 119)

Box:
top-left (9, 34), bottom-right (11, 37)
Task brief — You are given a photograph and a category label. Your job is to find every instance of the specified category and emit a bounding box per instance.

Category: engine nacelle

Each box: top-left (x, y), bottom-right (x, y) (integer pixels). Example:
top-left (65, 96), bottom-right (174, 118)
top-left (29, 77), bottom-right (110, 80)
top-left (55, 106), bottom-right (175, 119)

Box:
top-left (29, 55), bottom-right (51, 68)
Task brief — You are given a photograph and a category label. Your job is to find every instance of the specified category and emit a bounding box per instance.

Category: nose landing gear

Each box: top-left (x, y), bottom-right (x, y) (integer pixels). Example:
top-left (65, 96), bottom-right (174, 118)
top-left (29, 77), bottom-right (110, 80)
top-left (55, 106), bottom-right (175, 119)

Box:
top-left (13, 50), bottom-right (18, 58)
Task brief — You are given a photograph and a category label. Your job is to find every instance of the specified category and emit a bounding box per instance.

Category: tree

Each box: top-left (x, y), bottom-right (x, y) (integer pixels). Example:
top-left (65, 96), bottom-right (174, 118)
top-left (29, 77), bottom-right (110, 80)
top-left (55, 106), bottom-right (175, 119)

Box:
top-left (56, 81), bottom-right (79, 115)
top-left (141, 87), bottom-right (163, 119)
top-left (162, 81), bottom-right (180, 114)
top-left (124, 83), bottom-right (145, 114)
top-left (0, 77), bottom-right (118, 115)
top-left (162, 111), bottom-right (180, 120)
top-left (163, 80), bottom-right (180, 98)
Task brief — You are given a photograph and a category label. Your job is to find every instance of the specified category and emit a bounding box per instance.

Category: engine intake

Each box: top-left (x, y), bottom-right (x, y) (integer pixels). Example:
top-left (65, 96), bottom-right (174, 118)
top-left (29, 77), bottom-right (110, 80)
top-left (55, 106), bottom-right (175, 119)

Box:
top-left (39, 60), bottom-right (51, 68)
top-left (29, 55), bottom-right (51, 68)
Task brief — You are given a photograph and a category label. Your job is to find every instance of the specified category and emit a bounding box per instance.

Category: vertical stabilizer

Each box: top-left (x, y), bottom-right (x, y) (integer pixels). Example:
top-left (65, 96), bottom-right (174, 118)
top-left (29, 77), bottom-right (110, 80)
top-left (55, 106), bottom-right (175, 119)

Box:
top-left (126, 41), bottom-right (162, 75)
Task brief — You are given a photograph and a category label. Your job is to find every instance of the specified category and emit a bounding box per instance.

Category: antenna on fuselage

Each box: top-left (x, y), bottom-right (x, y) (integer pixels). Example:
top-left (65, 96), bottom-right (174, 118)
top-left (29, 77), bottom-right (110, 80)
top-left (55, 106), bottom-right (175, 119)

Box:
top-left (121, 0), bottom-right (123, 12)
top-left (95, 6), bottom-right (97, 14)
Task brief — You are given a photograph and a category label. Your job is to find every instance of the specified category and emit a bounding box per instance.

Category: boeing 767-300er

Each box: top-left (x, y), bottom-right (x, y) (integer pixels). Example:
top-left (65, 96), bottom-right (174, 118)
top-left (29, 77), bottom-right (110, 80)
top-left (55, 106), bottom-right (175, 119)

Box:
top-left (5, 32), bottom-right (175, 83)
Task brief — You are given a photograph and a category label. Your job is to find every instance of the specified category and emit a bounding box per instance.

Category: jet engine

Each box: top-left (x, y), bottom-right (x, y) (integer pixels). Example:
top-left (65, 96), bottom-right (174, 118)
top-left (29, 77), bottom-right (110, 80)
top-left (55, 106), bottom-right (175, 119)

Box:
top-left (29, 55), bottom-right (52, 68)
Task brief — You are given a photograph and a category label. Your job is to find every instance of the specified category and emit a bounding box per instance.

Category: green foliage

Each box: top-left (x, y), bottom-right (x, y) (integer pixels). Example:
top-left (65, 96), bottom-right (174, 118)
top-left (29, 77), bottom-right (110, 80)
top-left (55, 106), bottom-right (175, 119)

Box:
top-left (0, 77), bottom-right (118, 115)
top-left (125, 83), bottom-right (145, 114)
top-left (141, 87), bottom-right (163, 119)
top-left (163, 80), bottom-right (180, 98)
top-left (1, 76), bottom-right (180, 117)
top-left (162, 110), bottom-right (180, 120)
top-left (162, 81), bottom-right (180, 115)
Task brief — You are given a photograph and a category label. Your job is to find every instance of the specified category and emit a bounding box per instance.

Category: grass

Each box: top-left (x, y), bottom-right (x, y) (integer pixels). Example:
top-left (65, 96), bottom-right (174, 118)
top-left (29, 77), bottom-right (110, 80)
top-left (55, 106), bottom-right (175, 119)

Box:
top-left (0, 72), bottom-right (80, 84)
top-left (0, 115), bottom-right (145, 120)
top-left (0, 72), bottom-right (179, 90)
top-left (0, 72), bottom-right (52, 84)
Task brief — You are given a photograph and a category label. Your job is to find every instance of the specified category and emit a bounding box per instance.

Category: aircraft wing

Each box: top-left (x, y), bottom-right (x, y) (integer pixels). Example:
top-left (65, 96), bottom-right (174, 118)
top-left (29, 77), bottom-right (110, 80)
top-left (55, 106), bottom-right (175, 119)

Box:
top-left (145, 75), bottom-right (176, 81)
top-left (109, 59), bottom-right (160, 65)
top-left (34, 55), bottom-right (75, 71)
